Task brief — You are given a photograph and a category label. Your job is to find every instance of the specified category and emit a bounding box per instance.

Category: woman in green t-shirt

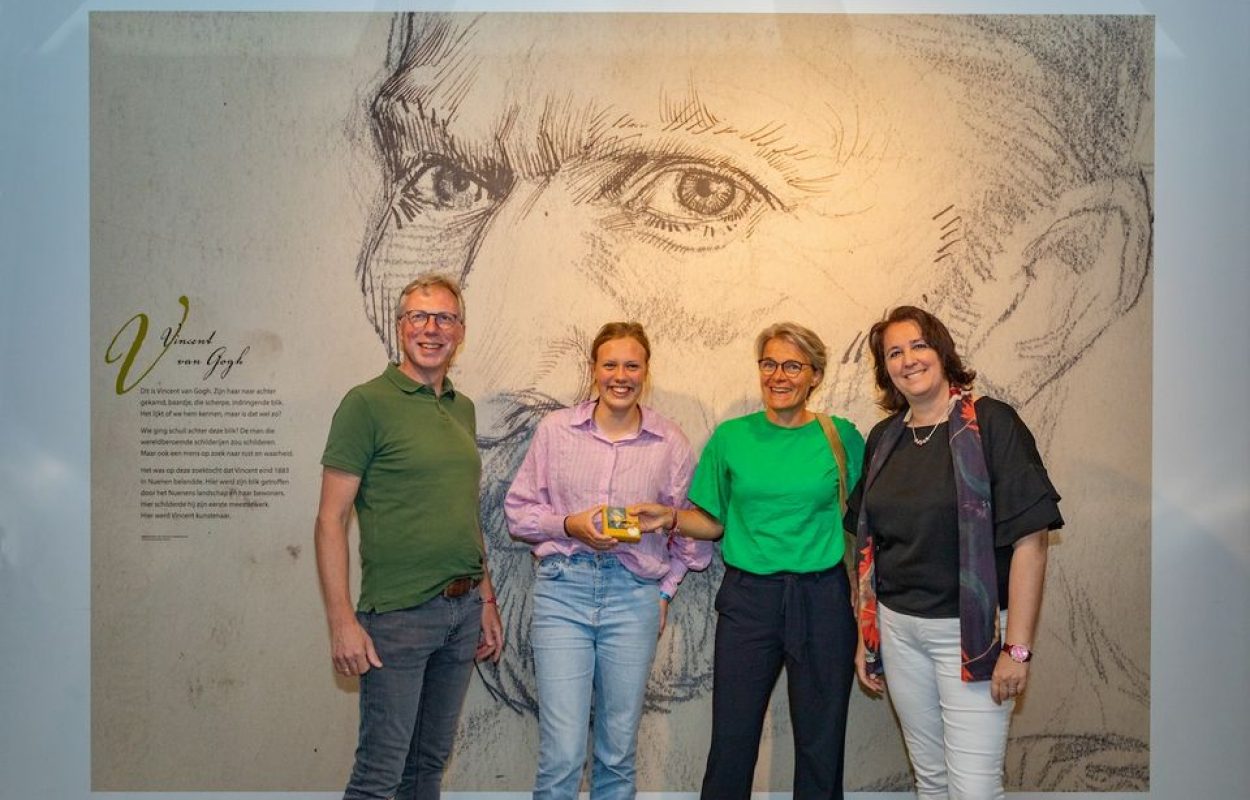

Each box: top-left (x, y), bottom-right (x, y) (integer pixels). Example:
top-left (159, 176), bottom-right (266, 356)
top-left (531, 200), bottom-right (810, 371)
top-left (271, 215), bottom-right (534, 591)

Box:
top-left (634, 321), bottom-right (864, 800)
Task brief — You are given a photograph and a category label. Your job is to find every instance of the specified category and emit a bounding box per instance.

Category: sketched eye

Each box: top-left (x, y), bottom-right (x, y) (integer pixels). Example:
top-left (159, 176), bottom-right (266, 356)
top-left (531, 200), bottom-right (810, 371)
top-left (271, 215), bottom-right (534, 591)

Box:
top-left (428, 163), bottom-right (487, 209)
top-left (613, 161), bottom-right (773, 250)
top-left (670, 170), bottom-right (741, 217)
top-left (627, 165), bottom-right (756, 223)
top-left (392, 157), bottom-right (496, 225)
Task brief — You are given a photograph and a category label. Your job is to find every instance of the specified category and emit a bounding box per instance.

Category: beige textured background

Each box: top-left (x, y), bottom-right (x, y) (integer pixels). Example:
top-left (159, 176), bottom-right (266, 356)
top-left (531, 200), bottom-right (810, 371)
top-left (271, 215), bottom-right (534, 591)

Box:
top-left (91, 13), bottom-right (1152, 792)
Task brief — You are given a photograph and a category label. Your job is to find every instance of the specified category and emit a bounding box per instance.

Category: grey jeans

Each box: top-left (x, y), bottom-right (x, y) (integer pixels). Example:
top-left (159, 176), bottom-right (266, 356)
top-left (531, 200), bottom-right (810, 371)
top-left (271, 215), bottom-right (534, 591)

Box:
top-left (343, 591), bottom-right (481, 800)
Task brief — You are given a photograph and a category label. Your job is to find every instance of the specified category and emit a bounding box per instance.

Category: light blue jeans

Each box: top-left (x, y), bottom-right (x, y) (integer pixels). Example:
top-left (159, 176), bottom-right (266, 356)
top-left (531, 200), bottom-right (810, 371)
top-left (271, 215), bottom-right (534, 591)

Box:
top-left (531, 553), bottom-right (661, 800)
top-left (879, 602), bottom-right (1014, 800)
top-left (343, 591), bottom-right (481, 800)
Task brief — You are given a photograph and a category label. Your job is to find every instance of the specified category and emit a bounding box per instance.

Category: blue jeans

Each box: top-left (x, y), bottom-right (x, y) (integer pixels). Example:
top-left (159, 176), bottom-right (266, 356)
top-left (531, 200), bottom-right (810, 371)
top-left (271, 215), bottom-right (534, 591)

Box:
top-left (343, 591), bottom-right (481, 800)
top-left (531, 553), bottom-right (661, 800)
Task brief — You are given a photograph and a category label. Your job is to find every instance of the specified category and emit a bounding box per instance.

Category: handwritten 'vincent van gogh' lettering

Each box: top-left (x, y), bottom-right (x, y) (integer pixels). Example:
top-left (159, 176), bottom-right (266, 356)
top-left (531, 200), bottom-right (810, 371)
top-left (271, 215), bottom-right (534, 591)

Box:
top-left (203, 345), bottom-right (250, 380)
top-left (104, 296), bottom-right (191, 395)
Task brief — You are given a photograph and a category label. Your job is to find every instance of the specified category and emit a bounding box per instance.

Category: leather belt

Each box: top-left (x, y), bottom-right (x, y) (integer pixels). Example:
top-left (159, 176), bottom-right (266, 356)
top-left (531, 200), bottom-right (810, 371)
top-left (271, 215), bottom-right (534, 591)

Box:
top-left (441, 576), bottom-right (480, 598)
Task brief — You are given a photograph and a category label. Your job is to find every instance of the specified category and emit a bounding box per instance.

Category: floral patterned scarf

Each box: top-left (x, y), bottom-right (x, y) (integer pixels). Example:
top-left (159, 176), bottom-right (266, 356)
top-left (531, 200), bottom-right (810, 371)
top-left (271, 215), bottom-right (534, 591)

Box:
top-left (855, 387), bottom-right (1002, 682)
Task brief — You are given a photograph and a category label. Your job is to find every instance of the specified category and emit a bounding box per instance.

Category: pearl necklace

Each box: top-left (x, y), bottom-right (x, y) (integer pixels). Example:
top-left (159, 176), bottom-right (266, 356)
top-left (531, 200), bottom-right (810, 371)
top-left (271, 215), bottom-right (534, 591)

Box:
top-left (904, 394), bottom-right (958, 447)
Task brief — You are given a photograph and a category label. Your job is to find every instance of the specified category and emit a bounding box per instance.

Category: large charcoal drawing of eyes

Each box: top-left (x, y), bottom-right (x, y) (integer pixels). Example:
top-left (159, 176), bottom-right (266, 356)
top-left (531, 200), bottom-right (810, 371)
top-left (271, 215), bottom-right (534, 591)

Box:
top-left (391, 156), bottom-right (497, 226)
top-left (619, 161), bottom-right (773, 248)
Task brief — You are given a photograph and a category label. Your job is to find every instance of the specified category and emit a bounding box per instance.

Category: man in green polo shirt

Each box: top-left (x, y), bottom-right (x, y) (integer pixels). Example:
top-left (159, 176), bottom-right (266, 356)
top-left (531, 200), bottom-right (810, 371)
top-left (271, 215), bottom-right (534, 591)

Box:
top-left (315, 274), bottom-right (503, 800)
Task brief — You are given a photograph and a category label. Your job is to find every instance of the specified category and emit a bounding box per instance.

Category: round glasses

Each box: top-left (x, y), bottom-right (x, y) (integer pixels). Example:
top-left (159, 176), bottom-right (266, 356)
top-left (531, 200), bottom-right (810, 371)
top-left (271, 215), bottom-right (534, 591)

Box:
top-left (757, 358), bottom-right (812, 377)
top-left (398, 310), bottom-right (462, 329)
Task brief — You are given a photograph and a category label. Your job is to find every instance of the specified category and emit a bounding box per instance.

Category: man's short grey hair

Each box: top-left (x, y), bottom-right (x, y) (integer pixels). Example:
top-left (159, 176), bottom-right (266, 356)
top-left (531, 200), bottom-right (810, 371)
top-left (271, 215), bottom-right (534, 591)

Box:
top-left (394, 273), bottom-right (466, 323)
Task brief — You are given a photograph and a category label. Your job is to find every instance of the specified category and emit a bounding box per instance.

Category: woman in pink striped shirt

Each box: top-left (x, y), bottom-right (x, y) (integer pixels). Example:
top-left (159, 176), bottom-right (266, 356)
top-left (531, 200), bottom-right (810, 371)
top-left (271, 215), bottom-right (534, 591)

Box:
top-left (505, 321), bottom-right (713, 800)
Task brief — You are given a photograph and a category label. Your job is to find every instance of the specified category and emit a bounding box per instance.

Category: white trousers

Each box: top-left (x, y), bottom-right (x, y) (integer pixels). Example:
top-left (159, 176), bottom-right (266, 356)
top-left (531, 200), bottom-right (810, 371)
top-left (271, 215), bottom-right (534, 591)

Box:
top-left (879, 603), bottom-right (1013, 800)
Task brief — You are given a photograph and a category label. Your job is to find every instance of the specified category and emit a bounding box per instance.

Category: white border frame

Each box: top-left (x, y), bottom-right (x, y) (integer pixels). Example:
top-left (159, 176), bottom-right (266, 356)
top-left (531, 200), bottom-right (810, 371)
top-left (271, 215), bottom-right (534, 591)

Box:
top-left (2, 2), bottom-right (1247, 797)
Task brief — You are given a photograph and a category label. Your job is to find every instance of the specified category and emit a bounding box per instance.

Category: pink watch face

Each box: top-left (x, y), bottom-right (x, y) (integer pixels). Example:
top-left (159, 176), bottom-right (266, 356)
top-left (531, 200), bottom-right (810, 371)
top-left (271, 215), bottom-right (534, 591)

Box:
top-left (1007, 644), bottom-right (1032, 662)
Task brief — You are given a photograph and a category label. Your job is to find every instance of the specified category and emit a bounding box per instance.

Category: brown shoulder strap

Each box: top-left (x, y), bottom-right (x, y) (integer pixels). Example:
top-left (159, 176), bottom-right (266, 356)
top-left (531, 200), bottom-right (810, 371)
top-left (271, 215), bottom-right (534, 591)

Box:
top-left (817, 413), bottom-right (858, 579)
top-left (816, 413), bottom-right (849, 514)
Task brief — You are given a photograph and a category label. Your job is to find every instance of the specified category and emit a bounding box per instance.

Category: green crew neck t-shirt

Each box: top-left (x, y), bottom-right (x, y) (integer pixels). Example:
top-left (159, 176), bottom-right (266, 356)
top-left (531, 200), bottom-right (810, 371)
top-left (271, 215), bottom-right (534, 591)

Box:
top-left (322, 364), bottom-right (483, 613)
top-left (689, 411), bottom-right (864, 575)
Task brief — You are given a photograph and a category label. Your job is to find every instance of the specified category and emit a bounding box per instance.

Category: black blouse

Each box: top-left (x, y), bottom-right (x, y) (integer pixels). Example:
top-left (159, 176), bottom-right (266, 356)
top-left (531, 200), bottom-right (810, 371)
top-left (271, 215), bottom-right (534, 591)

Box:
top-left (845, 396), bottom-right (1063, 618)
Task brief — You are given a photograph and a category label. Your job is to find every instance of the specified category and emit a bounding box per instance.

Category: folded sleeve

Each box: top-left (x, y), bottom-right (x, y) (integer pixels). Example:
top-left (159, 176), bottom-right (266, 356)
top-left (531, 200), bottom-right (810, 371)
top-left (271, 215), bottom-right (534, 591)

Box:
top-left (979, 398), bottom-right (1064, 547)
top-left (687, 426), bottom-right (729, 522)
top-left (833, 415), bottom-right (867, 496)
top-left (321, 389), bottom-right (373, 477)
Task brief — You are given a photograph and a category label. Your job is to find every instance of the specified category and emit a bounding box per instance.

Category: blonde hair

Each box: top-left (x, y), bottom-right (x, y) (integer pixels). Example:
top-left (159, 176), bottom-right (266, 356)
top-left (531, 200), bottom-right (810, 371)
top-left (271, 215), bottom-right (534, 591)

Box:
top-left (754, 321), bottom-right (828, 397)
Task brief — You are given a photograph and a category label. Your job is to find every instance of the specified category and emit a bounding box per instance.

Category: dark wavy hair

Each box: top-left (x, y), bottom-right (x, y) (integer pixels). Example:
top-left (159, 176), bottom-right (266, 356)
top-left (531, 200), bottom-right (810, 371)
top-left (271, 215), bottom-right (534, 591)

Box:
top-left (868, 306), bottom-right (976, 413)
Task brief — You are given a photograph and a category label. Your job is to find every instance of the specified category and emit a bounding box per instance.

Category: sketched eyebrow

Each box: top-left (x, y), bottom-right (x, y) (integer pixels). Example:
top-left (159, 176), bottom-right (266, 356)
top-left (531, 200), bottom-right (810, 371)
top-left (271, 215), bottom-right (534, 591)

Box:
top-left (660, 86), bottom-right (721, 134)
top-left (377, 75), bottom-right (833, 207)
top-left (932, 204), bottom-right (964, 263)
top-left (374, 90), bottom-right (513, 194)
top-left (647, 89), bottom-right (838, 197)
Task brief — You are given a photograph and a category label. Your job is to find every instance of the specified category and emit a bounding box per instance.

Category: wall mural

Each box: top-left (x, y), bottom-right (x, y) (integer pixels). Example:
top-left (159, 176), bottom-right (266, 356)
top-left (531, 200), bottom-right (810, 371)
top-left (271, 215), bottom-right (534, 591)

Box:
top-left (91, 12), bottom-right (1152, 792)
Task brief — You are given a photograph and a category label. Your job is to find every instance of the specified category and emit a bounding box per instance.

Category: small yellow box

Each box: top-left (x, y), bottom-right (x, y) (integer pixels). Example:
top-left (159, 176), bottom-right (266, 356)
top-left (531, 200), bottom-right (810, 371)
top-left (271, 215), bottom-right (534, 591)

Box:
top-left (601, 506), bottom-right (641, 542)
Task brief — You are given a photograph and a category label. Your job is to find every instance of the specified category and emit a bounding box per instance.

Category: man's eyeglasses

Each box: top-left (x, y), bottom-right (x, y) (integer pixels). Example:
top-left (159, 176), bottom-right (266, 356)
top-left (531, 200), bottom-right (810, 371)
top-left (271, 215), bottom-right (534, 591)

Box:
top-left (757, 358), bottom-right (813, 377)
top-left (398, 310), bottom-right (462, 329)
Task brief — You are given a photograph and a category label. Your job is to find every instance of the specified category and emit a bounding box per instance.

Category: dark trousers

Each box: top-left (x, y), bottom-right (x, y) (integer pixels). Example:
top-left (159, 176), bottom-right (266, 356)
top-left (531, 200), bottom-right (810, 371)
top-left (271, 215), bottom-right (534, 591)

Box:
top-left (700, 565), bottom-right (857, 800)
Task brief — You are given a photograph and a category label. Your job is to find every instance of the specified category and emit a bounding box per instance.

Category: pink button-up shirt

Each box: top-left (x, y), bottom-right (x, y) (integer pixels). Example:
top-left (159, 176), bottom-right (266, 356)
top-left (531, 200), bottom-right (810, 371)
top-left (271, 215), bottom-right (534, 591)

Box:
top-left (504, 401), bottom-right (712, 597)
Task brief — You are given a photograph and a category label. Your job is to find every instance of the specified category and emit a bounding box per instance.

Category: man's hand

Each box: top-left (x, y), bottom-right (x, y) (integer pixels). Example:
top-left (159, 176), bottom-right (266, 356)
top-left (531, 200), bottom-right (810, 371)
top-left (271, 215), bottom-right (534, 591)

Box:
top-left (564, 505), bottom-right (617, 550)
top-left (331, 617), bottom-right (383, 676)
top-left (476, 599), bottom-right (504, 662)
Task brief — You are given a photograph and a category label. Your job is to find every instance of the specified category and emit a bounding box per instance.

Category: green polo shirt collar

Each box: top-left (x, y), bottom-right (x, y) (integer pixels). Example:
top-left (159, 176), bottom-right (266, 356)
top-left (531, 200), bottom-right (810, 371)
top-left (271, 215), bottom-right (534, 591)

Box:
top-left (383, 362), bottom-right (457, 398)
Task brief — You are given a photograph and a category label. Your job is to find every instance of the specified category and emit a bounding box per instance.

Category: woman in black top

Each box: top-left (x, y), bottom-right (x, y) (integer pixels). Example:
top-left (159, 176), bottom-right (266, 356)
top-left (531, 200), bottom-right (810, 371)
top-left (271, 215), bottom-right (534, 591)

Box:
top-left (847, 306), bottom-right (1062, 799)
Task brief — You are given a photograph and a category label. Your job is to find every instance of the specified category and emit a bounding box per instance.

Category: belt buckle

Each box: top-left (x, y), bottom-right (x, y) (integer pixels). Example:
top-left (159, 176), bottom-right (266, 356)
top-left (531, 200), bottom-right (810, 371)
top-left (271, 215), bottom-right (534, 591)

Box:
top-left (443, 577), bottom-right (475, 598)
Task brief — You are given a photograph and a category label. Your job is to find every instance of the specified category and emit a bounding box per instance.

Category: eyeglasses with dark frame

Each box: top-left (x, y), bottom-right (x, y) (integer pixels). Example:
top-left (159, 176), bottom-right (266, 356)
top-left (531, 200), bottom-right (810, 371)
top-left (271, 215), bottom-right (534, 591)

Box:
top-left (398, 310), bottom-right (462, 330)
top-left (757, 358), bottom-right (813, 377)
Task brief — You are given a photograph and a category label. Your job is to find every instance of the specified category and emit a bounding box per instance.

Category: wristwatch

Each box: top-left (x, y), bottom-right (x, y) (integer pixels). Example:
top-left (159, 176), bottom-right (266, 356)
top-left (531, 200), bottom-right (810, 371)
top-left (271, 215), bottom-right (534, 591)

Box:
top-left (1003, 643), bottom-right (1033, 663)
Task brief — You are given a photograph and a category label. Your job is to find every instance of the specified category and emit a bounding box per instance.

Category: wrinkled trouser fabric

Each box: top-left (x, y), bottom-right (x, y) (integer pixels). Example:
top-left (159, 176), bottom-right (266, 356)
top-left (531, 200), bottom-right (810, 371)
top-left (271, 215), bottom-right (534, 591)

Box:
top-left (343, 591), bottom-right (481, 800)
top-left (701, 565), bottom-right (856, 800)
top-left (879, 602), bottom-right (1014, 800)
top-left (532, 553), bottom-right (660, 800)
